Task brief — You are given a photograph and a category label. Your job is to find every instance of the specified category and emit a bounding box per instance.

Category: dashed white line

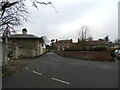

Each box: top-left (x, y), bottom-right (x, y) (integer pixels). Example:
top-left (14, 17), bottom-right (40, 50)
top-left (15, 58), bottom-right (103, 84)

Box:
top-left (52, 77), bottom-right (70, 85)
top-left (24, 67), bottom-right (70, 85)
top-left (33, 71), bottom-right (42, 76)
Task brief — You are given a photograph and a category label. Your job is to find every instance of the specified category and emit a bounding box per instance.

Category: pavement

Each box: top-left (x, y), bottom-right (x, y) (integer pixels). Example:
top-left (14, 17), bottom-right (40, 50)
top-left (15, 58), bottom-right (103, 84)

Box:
top-left (2, 52), bottom-right (119, 88)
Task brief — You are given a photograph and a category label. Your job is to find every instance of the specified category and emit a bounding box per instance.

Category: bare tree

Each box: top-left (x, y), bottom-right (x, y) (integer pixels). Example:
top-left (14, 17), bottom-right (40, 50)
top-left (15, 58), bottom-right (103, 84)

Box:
top-left (0, 0), bottom-right (57, 34)
top-left (78, 25), bottom-right (90, 50)
top-left (114, 39), bottom-right (120, 45)
top-left (104, 35), bottom-right (109, 42)
top-left (51, 39), bottom-right (55, 45)
top-left (0, 0), bottom-right (57, 66)
top-left (87, 36), bottom-right (93, 41)
top-left (78, 25), bottom-right (89, 41)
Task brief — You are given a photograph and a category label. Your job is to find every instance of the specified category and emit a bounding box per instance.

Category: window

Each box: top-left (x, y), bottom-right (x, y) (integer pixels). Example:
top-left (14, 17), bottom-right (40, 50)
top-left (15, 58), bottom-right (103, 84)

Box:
top-left (58, 42), bottom-right (60, 46)
top-left (62, 42), bottom-right (64, 46)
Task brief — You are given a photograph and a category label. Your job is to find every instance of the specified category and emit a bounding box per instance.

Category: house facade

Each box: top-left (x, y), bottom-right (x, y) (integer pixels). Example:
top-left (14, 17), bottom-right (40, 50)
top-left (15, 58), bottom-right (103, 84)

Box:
top-left (55, 38), bottom-right (108, 51)
top-left (78, 38), bottom-right (108, 46)
top-left (77, 39), bottom-right (108, 50)
top-left (85, 40), bottom-right (108, 47)
top-left (7, 28), bottom-right (45, 59)
top-left (55, 39), bottom-right (72, 51)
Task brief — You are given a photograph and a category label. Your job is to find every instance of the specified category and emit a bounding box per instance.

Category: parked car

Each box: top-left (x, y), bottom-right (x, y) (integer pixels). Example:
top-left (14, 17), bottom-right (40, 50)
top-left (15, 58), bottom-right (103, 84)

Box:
top-left (115, 50), bottom-right (120, 60)
top-left (115, 50), bottom-right (119, 56)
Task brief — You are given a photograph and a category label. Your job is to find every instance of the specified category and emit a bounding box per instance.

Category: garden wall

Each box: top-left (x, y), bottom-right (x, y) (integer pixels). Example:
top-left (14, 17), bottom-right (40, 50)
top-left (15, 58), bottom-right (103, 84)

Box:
top-left (56, 50), bottom-right (113, 61)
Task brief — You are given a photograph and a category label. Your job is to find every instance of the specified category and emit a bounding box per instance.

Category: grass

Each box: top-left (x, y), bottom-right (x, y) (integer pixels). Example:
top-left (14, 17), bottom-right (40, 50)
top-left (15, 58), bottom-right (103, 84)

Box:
top-left (2, 65), bottom-right (14, 77)
top-left (2, 60), bottom-right (26, 78)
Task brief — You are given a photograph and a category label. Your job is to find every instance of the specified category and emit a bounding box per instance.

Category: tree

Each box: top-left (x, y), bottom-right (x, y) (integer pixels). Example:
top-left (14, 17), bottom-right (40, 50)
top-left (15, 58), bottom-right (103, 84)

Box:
top-left (87, 36), bottom-right (93, 41)
top-left (50, 39), bottom-right (55, 50)
top-left (0, 0), bottom-right (57, 66)
top-left (114, 39), bottom-right (120, 45)
top-left (78, 25), bottom-right (90, 50)
top-left (78, 25), bottom-right (89, 41)
top-left (51, 39), bottom-right (55, 45)
top-left (104, 35), bottom-right (109, 42)
top-left (0, 0), bottom-right (57, 34)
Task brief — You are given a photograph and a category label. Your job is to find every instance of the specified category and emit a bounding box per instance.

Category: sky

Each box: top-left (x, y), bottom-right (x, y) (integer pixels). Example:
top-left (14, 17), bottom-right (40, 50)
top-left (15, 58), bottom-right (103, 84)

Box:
top-left (17, 0), bottom-right (119, 44)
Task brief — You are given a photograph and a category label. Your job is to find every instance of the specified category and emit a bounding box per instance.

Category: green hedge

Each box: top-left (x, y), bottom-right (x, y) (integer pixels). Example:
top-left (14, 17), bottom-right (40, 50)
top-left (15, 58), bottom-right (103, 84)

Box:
top-left (93, 46), bottom-right (107, 51)
top-left (65, 45), bottom-right (107, 51)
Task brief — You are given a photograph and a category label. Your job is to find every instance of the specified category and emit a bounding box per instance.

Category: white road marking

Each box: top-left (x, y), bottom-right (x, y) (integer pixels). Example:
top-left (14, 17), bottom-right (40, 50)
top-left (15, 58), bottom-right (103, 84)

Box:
top-left (33, 71), bottom-right (42, 76)
top-left (52, 77), bottom-right (70, 85)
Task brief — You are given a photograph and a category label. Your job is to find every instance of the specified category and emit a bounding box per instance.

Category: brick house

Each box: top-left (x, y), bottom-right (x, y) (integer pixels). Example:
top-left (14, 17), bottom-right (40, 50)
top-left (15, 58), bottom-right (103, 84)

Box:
top-left (55, 39), bottom-right (72, 51)
top-left (77, 39), bottom-right (108, 50)
top-left (78, 38), bottom-right (108, 46)
top-left (7, 28), bottom-right (46, 59)
top-left (55, 38), bottom-right (108, 51)
top-left (86, 40), bottom-right (108, 46)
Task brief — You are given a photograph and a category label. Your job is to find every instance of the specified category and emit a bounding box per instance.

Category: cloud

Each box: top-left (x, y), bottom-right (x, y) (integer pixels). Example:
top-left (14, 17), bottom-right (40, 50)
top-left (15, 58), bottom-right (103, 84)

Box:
top-left (19, 0), bottom-right (119, 43)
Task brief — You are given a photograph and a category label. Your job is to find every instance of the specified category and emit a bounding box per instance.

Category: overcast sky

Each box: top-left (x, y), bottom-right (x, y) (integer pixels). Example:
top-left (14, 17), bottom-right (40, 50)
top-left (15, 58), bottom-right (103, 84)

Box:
top-left (18, 0), bottom-right (119, 43)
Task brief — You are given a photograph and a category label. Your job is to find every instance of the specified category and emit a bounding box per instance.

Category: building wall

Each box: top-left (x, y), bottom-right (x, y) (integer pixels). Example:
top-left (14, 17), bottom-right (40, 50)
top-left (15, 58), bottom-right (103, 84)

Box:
top-left (55, 41), bottom-right (72, 51)
top-left (56, 50), bottom-right (112, 61)
top-left (34, 40), bottom-right (44, 57)
top-left (8, 38), bottom-right (44, 59)
top-left (39, 43), bottom-right (44, 55)
top-left (17, 48), bottom-right (36, 58)
top-left (9, 39), bottom-right (35, 49)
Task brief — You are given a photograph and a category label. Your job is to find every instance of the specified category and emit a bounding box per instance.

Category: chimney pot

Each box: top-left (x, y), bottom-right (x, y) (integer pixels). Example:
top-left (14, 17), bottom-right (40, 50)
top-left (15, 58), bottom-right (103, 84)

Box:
top-left (22, 28), bottom-right (27, 35)
top-left (56, 39), bottom-right (58, 42)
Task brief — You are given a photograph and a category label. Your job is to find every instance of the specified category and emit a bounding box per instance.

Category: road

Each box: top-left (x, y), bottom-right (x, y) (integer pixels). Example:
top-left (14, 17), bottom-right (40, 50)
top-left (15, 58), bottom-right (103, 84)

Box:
top-left (3, 52), bottom-right (118, 88)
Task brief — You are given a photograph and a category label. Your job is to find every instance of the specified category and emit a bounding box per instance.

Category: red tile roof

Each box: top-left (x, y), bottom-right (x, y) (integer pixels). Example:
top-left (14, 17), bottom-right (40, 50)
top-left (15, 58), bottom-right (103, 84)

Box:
top-left (86, 40), bottom-right (108, 45)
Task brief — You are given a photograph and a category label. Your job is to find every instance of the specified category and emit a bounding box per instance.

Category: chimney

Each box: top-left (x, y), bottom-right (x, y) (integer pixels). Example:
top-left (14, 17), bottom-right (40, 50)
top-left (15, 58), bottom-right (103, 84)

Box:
top-left (22, 28), bottom-right (27, 35)
top-left (56, 39), bottom-right (58, 42)
top-left (78, 38), bottom-right (80, 43)
top-left (70, 39), bottom-right (72, 43)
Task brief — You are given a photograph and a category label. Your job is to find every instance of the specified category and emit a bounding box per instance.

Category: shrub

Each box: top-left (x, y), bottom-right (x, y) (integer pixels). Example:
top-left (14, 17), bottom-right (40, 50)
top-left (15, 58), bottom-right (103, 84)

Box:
top-left (65, 44), bottom-right (81, 51)
top-left (93, 46), bottom-right (107, 51)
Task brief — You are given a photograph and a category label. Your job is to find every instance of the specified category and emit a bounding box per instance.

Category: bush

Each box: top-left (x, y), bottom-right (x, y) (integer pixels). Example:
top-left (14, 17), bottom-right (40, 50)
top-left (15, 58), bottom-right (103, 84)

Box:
top-left (93, 46), bottom-right (107, 51)
top-left (65, 44), bottom-right (81, 51)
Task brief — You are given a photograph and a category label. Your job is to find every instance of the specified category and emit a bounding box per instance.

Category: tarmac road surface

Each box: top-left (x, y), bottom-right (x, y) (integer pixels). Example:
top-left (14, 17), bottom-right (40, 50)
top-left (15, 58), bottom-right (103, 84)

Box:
top-left (3, 52), bottom-right (118, 88)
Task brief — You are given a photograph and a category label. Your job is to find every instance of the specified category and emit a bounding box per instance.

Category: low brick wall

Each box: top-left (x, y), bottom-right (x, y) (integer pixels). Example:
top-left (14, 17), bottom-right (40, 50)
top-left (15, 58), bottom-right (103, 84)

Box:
top-left (56, 50), bottom-right (113, 61)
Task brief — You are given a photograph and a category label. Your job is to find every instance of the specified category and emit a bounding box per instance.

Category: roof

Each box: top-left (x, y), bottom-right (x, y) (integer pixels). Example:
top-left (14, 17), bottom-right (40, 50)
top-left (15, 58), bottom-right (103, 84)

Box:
top-left (56, 40), bottom-right (72, 43)
top-left (86, 40), bottom-right (108, 45)
top-left (9, 34), bottom-right (42, 39)
top-left (3, 34), bottom-right (45, 43)
top-left (77, 40), bottom-right (108, 45)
